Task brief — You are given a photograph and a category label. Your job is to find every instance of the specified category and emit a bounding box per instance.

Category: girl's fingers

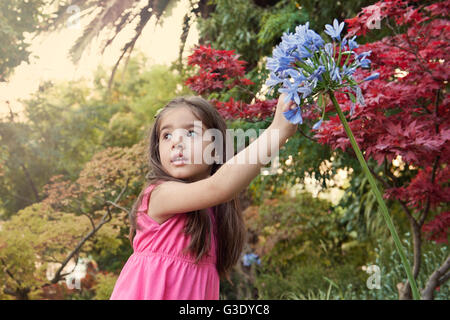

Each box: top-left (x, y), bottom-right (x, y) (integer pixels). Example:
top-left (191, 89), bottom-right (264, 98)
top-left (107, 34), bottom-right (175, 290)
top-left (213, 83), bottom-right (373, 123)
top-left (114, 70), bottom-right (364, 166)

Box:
top-left (285, 100), bottom-right (295, 111)
top-left (277, 93), bottom-right (295, 112)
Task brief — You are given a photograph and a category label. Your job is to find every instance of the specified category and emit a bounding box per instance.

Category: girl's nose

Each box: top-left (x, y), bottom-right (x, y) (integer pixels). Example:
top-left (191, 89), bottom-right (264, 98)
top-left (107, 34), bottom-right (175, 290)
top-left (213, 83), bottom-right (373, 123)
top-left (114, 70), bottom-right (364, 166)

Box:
top-left (173, 142), bottom-right (184, 150)
top-left (172, 134), bottom-right (184, 150)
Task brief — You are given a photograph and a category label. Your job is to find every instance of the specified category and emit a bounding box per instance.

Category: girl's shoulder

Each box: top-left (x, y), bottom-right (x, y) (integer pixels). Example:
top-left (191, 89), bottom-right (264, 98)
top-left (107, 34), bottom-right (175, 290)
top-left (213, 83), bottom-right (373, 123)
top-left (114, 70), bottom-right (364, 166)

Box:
top-left (143, 180), bottom-right (166, 194)
top-left (137, 181), bottom-right (164, 213)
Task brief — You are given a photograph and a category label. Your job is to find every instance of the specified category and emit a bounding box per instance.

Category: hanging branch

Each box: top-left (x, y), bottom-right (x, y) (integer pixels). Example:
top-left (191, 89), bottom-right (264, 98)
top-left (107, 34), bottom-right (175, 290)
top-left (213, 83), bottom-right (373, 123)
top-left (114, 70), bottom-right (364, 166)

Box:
top-left (49, 178), bottom-right (130, 285)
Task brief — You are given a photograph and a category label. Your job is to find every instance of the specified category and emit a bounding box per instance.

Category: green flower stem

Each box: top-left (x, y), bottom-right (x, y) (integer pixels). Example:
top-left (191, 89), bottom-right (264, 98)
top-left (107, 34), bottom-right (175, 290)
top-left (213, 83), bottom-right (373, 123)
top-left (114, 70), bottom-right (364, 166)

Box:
top-left (343, 51), bottom-right (352, 67)
top-left (337, 44), bottom-right (343, 67)
top-left (328, 91), bottom-right (420, 300)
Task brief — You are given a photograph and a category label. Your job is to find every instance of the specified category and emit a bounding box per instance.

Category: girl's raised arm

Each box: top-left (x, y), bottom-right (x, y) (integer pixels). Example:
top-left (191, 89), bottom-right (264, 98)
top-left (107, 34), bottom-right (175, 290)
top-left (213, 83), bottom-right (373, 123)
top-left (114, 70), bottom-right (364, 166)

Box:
top-left (148, 93), bottom-right (297, 220)
top-left (211, 93), bottom-right (297, 201)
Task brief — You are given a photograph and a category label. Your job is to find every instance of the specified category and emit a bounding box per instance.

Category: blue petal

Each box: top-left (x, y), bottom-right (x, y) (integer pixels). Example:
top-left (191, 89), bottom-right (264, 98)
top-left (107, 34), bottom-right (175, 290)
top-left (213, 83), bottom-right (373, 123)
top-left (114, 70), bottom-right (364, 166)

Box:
top-left (265, 72), bottom-right (284, 87)
top-left (363, 72), bottom-right (379, 81)
top-left (348, 36), bottom-right (358, 50)
top-left (350, 102), bottom-right (356, 116)
top-left (324, 26), bottom-right (334, 38)
top-left (360, 58), bottom-right (371, 68)
top-left (354, 86), bottom-right (366, 106)
top-left (312, 119), bottom-right (323, 130)
top-left (283, 106), bottom-right (303, 124)
top-left (333, 19), bottom-right (339, 30)
top-left (298, 86), bottom-right (312, 99)
top-left (324, 24), bottom-right (334, 34)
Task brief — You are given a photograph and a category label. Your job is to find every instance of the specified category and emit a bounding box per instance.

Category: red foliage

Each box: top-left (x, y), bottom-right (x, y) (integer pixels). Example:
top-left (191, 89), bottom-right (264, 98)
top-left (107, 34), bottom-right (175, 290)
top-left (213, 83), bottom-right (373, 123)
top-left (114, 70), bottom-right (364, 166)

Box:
top-left (344, 0), bottom-right (448, 36)
top-left (211, 97), bottom-right (277, 121)
top-left (316, 0), bottom-right (449, 243)
top-left (185, 45), bottom-right (276, 121)
top-left (384, 166), bottom-right (450, 211)
top-left (185, 44), bottom-right (254, 95)
top-left (422, 211), bottom-right (450, 244)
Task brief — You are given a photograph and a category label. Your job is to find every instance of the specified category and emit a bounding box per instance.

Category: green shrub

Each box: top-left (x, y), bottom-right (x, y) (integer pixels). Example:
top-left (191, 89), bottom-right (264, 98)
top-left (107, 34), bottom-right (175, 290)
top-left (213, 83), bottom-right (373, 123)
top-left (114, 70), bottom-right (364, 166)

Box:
top-left (244, 192), bottom-right (372, 299)
top-left (92, 273), bottom-right (118, 300)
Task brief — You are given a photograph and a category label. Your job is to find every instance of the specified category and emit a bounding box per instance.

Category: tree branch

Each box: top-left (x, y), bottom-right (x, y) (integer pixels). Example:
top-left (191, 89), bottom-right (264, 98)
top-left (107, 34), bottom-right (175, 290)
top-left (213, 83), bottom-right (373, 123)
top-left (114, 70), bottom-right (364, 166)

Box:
top-left (419, 155), bottom-right (440, 227)
top-left (106, 201), bottom-right (129, 214)
top-left (50, 179), bottom-right (129, 284)
top-left (107, 2), bottom-right (153, 90)
top-left (0, 257), bottom-right (23, 288)
top-left (398, 200), bottom-right (419, 229)
top-left (368, 165), bottom-right (391, 189)
top-left (82, 211), bottom-right (96, 230)
top-left (297, 126), bottom-right (316, 142)
top-left (419, 89), bottom-right (441, 227)
top-left (438, 272), bottom-right (450, 286)
top-left (422, 255), bottom-right (450, 300)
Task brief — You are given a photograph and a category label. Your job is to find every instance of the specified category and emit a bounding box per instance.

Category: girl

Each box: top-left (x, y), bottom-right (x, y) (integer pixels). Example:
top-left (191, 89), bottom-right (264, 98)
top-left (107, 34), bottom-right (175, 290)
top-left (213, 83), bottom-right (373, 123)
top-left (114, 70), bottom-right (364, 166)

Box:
top-left (110, 94), bottom-right (297, 300)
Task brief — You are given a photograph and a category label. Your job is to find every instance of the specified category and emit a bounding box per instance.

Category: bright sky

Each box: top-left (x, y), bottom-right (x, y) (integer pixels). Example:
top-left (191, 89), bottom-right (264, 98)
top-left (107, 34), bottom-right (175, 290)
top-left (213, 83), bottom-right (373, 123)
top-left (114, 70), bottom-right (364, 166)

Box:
top-left (0, 0), bottom-right (199, 120)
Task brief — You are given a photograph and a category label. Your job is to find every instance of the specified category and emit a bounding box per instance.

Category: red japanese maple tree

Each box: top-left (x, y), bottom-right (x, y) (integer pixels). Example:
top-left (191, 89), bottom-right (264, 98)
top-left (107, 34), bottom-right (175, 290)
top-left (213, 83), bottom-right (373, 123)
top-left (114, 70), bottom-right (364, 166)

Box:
top-left (185, 44), bottom-right (277, 121)
top-left (314, 0), bottom-right (449, 299)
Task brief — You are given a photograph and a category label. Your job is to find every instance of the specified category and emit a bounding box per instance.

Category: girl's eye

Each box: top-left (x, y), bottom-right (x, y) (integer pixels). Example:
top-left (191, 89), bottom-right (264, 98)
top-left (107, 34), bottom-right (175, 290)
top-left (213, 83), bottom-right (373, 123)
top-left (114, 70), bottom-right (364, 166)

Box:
top-left (162, 130), bottom-right (197, 140)
top-left (187, 130), bottom-right (197, 137)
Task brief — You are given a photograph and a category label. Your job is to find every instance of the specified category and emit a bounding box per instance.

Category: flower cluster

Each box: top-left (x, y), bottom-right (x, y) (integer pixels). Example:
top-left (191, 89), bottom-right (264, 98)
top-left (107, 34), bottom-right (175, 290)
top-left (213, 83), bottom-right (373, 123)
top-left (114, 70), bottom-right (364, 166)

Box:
top-left (242, 253), bottom-right (261, 267)
top-left (265, 19), bottom-right (379, 128)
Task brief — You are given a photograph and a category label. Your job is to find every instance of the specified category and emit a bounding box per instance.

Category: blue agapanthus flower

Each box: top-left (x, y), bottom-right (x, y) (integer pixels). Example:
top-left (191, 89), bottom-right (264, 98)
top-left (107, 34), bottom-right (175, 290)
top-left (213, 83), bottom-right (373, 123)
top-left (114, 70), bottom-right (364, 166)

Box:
top-left (242, 253), bottom-right (261, 267)
top-left (324, 19), bottom-right (345, 41)
top-left (265, 19), bottom-right (378, 130)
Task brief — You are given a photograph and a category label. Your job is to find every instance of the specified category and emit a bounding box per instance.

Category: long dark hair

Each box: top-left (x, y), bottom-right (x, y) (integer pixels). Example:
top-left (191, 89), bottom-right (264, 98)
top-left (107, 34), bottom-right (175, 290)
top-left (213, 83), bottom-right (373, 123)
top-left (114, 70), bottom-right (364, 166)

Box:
top-left (128, 96), bottom-right (246, 283)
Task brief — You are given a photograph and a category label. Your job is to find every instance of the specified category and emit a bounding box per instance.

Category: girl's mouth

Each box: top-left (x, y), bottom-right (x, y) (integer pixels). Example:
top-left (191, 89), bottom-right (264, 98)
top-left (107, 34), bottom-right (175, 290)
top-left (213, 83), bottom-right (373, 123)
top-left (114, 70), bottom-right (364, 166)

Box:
top-left (171, 157), bottom-right (188, 166)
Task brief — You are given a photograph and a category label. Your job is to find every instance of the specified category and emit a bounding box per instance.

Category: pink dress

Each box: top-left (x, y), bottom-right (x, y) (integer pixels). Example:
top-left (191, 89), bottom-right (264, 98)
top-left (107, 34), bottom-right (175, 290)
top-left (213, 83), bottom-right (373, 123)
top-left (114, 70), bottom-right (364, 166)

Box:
top-left (110, 184), bottom-right (220, 300)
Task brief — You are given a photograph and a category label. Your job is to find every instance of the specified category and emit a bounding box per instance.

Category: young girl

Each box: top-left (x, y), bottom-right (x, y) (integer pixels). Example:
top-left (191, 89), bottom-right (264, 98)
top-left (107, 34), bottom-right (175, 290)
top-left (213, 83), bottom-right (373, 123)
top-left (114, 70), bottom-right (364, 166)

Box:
top-left (109, 94), bottom-right (297, 300)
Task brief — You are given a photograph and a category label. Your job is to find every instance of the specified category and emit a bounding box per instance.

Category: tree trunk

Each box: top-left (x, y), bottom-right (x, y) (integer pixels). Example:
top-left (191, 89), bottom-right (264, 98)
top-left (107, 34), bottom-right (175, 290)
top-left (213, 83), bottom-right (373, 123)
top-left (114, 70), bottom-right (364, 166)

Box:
top-left (398, 221), bottom-right (422, 300)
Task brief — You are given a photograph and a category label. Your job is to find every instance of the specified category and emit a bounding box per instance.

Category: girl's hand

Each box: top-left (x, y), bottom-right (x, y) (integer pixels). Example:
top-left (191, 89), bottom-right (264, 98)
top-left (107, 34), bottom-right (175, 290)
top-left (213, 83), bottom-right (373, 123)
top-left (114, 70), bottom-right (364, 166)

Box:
top-left (271, 93), bottom-right (298, 139)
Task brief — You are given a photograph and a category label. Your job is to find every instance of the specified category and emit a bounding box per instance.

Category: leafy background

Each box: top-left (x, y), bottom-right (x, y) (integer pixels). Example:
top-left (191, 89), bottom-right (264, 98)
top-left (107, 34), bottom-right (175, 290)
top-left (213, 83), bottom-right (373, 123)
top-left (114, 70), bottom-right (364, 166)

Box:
top-left (0, 0), bottom-right (448, 300)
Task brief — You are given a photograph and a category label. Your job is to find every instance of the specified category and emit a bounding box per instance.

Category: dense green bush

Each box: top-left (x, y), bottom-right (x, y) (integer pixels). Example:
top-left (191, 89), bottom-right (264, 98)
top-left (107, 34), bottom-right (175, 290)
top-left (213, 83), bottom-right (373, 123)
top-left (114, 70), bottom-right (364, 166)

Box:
top-left (92, 273), bottom-right (118, 300)
top-left (238, 191), bottom-right (373, 299)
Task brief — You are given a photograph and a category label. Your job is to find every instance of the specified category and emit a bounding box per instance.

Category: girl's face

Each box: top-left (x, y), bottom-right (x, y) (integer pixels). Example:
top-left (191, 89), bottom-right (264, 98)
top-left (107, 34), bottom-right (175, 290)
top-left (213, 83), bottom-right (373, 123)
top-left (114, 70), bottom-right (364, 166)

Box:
top-left (158, 106), bottom-right (214, 182)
